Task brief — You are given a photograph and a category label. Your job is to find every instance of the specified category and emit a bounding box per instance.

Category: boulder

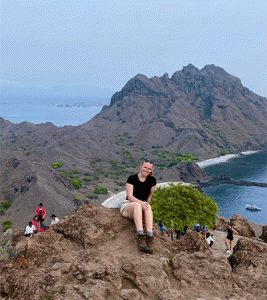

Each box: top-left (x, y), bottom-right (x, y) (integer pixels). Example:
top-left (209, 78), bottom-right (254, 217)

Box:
top-left (228, 237), bottom-right (267, 300)
top-left (121, 289), bottom-right (144, 300)
top-left (230, 214), bottom-right (256, 238)
top-left (261, 225), bottom-right (267, 242)
top-left (158, 289), bottom-right (185, 300)
top-left (213, 215), bottom-right (229, 231)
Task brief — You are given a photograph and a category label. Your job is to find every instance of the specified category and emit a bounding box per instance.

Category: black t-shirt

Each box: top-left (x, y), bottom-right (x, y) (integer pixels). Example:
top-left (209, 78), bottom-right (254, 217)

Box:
top-left (126, 174), bottom-right (156, 202)
top-left (227, 228), bottom-right (233, 239)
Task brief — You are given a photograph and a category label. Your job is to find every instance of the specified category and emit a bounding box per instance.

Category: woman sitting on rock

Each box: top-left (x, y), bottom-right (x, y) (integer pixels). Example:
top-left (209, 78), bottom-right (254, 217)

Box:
top-left (32, 215), bottom-right (39, 233)
top-left (120, 159), bottom-right (156, 254)
top-left (24, 221), bottom-right (36, 237)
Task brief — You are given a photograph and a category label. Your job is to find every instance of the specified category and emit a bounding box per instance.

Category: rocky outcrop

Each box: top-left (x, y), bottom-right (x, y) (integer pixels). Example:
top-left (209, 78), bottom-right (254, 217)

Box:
top-left (229, 237), bottom-right (267, 300)
top-left (230, 214), bottom-right (256, 238)
top-left (0, 204), bottom-right (266, 300)
top-left (213, 215), bottom-right (229, 231)
top-left (261, 225), bottom-right (267, 242)
top-left (154, 162), bottom-right (211, 183)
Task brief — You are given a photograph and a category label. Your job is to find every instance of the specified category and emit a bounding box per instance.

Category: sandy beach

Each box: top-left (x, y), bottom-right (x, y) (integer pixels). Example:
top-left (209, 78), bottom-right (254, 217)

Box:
top-left (196, 150), bottom-right (259, 168)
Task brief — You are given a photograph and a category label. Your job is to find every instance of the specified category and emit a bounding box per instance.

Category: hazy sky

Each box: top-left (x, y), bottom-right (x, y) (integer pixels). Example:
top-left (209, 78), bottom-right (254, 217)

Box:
top-left (1, 0), bottom-right (266, 97)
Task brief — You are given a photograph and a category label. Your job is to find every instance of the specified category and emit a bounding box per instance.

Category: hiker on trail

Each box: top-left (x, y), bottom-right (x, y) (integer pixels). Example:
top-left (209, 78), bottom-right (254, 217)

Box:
top-left (35, 203), bottom-right (46, 229)
top-left (205, 231), bottom-right (214, 247)
top-left (120, 159), bottom-right (156, 254)
top-left (50, 214), bottom-right (59, 225)
top-left (225, 224), bottom-right (238, 254)
top-left (24, 221), bottom-right (36, 237)
top-left (32, 215), bottom-right (39, 233)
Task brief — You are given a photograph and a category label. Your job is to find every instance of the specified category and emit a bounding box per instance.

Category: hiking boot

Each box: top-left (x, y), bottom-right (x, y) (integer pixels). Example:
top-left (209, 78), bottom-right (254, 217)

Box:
top-left (137, 234), bottom-right (153, 254)
top-left (146, 235), bottom-right (154, 253)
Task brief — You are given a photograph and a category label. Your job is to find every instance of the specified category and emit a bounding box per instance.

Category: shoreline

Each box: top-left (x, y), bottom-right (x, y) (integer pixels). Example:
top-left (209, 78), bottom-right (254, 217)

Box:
top-left (196, 150), bottom-right (260, 168)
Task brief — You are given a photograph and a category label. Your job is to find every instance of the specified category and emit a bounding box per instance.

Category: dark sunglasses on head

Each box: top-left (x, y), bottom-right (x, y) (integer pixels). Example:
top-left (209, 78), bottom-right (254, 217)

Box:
top-left (144, 159), bottom-right (154, 164)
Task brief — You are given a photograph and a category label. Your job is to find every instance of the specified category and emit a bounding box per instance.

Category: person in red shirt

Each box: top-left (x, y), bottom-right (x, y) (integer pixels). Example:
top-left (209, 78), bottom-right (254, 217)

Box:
top-left (32, 215), bottom-right (39, 233)
top-left (35, 203), bottom-right (46, 229)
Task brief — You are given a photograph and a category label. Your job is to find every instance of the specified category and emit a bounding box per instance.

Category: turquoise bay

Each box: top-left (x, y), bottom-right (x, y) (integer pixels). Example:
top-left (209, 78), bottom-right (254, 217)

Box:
top-left (202, 151), bottom-right (267, 225)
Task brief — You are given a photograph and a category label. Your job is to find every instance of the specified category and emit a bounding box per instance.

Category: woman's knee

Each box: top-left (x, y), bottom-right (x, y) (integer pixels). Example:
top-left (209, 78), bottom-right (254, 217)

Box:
top-left (133, 202), bottom-right (142, 211)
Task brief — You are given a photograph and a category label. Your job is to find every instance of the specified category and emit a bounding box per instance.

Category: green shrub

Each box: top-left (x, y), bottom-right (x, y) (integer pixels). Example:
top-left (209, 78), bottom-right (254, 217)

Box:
top-left (124, 149), bottom-right (131, 158)
top-left (88, 193), bottom-right (98, 199)
top-left (114, 187), bottom-right (119, 191)
top-left (3, 220), bottom-right (12, 226)
top-left (94, 187), bottom-right (108, 194)
top-left (52, 162), bottom-right (63, 169)
top-left (119, 182), bottom-right (125, 186)
top-left (4, 224), bottom-right (12, 231)
top-left (93, 175), bottom-right (99, 180)
top-left (0, 200), bottom-right (12, 214)
top-left (60, 170), bottom-right (79, 179)
top-left (74, 195), bottom-right (83, 200)
top-left (83, 177), bottom-right (92, 182)
top-left (151, 183), bottom-right (219, 231)
top-left (71, 179), bottom-right (82, 189)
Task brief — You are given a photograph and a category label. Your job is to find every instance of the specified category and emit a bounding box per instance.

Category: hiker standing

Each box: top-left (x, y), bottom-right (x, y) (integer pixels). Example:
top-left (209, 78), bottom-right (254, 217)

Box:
top-left (120, 159), bottom-right (156, 253)
top-left (35, 203), bottom-right (46, 230)
top-left (225, 224), bottom-right (238, 254)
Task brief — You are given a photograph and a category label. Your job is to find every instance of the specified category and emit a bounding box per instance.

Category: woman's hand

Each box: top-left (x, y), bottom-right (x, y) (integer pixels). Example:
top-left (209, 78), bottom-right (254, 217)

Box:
top-left (141, 201), bottom-right (151, 211)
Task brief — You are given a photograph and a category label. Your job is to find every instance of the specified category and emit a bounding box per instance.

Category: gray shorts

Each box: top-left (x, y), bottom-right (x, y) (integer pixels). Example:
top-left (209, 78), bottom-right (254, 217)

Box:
top-left (120, 200), bottom-right (131, 213)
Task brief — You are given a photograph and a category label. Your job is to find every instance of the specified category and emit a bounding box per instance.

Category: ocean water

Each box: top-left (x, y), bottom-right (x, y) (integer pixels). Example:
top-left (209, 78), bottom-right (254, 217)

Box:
top-left (202, 151), bottom-right (267, 225)
top-left (0, 103), bottom-right (102, 126)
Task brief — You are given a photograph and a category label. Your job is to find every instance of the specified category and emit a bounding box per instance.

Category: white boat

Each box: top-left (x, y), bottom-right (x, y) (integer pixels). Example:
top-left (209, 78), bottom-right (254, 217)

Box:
top-left (245, 204), bottom-right (261, 211)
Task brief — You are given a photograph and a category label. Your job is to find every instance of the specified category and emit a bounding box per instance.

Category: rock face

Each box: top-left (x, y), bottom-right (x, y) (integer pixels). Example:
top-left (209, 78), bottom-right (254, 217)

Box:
top-left (0, 205), bottom-right (266, 300)
top-left (229, 237), bottom-right (267, 300)
top-left (261, 225), bottom-right (267, 242)
top-left (230, 214), bottom-right (256, 238)
top-left (213, 215), bottom-right (229, 231)
top-left (154, 162), bottom-right (212, 183)
top-left (82, 64), bottom-right (267, 158)
top-left (0, 156), bottom-right (77, 230)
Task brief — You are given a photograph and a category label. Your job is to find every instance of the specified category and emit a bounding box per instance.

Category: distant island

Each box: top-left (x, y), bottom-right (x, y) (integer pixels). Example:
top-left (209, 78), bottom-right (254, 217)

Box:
top-left (51, 101), bottom-right (105, 107)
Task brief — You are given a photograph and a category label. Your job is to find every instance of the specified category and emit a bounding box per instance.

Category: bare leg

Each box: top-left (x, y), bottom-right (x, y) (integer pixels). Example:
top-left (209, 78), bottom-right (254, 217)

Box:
top-left (122, 202), bottom-right (143, 231)
top-left (144, 206), bottom-right (153, 233)
top-left (225, 238), bottom-right (229, 250)
top-left (229, 240), bottom-right (233, 252)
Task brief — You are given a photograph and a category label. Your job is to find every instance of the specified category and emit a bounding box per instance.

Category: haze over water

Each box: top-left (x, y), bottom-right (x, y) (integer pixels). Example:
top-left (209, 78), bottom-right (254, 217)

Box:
top-left (203, 151), bottom-right (267, 225)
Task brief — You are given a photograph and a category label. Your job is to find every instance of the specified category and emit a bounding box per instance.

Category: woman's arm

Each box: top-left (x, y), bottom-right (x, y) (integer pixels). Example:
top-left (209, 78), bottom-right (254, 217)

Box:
top-left (126, 183), bottom-right (150, 211)
top-left (146, 186), bottom-right (156, 204)
top-left (126, 183), bottom-right (142, 203)
top-left (232, 228), bottom-right (238, 234)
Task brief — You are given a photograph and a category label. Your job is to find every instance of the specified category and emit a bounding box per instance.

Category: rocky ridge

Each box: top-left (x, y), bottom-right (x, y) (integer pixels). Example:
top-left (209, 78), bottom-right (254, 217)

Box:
top-left (0, 204), bottom-right (266, 300)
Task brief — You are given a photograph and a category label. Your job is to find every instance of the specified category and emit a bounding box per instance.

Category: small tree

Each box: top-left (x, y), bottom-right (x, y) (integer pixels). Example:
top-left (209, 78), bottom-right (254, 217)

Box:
top-left (151, 183), bottom-right (219, 231)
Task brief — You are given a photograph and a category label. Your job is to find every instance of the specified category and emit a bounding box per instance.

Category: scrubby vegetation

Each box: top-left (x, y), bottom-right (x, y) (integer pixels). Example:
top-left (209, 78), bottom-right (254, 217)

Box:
top-left (0, 200), bottom-right (12, 215)
top-left (94, 186), bottom-right (108, 194)
top-left (70, 179), bottom-right (82, 189)
top-left (52, 162), bottom-right (63, 169)
top-left (154, 150), bottom-right (199, 169)
top-left (0, 228), bottom-right (13, 260)
top-left (88, 193), bottom-right (98, 199)
top-left (151, 183), bottom-right (219, 231)
top-left (3, 220), bottom-right (12, 231)
top-left (124, 149), bottom-right (132, 158)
